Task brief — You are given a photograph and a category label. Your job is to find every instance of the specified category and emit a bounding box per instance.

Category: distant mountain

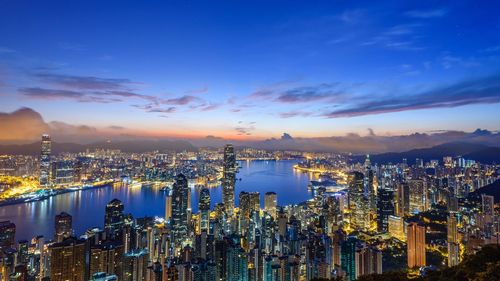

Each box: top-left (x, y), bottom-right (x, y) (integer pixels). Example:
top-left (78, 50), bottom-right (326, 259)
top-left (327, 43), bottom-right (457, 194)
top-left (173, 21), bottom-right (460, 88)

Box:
top-left (0, 139), bottom-right (197, 155)
top-left (351, 142), bottom-right (500, 165)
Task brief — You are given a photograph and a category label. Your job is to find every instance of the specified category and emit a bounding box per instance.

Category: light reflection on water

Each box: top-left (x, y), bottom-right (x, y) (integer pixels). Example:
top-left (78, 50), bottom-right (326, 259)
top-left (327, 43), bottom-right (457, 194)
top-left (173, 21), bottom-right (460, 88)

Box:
top-left (0, 159), bottom-right (316, 241)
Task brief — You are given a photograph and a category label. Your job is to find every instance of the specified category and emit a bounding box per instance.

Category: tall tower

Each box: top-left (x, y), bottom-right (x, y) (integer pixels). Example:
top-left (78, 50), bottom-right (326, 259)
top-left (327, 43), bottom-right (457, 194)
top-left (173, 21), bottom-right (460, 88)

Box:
top-left (264, 192), bottom-right (277, 219)
top-left (348, 171), bottom-right (369, 231)
top-left (199, 188), bottom-right (211, 232)
top-left (171, 174), bottom-right (189, 247)
top-left (104, 199), bottom-right (125, 241)
top-left (447, 214), bottom-right (460, 266)
top-left (222, 144), bottom-right (236, 216)
top-left (54, 212), bottom-right (73, 242)
top-left (407, 222), bottom-right (426, 268)
top-left (40, 134), bottom-right (51, 186)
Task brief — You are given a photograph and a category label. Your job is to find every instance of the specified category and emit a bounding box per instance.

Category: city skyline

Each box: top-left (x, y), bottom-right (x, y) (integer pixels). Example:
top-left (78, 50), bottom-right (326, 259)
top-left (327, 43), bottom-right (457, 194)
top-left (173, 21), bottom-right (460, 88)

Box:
top-left (1, 1), bottom-right (499, 143)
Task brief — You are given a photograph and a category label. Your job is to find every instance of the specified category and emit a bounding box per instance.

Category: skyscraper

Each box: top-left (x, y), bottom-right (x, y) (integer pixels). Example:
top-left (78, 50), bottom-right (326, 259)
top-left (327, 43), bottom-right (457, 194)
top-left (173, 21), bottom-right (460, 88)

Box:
top-left (239, 191), bottom-right (260, 219)
top-left (264, 192), bottom-right (277, 219)
top-left (348, 171), bottom-right (369, 231)
top-left (49, 238), bottom-right (86, 281)
top-left (104, 199), bottom-right (125, 241)
top-left (341, 236), bottom-right (357, 281)
top-left (0, 221), bottom-right (16, 251)
top-left (199, 187), bottom-right (211, 232)
top-left (376, 187), bottom-right (394, 233)
top-left (171, 174), bottom-right (189, 247)
top-left (407, 222), bottom-right (426, 268)
top-left (222, 144), bottom-right (236, 216)
top-left (55, 212), bottom-right (73, 242)
top-left (165, 189), bottom-right (172, 222)
top-left (409, 180), bottom-right (425, 214)
top-left (447, 214), bottom-right (460, 267)
top-left (40, 134), bottom-right (51, 186)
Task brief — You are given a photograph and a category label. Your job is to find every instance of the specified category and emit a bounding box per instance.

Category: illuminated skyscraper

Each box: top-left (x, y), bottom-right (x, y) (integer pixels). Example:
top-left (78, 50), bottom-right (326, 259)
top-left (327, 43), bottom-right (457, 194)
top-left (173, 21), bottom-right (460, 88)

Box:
top-left (104, 199), bottom-right (125, 241)
top-left (264, 192), bottom-right (277, 219)
top-left (348, 172), bottom-right (369, 231)
top-left (376, 187), bottom-right (394, 233)
top-left (165, 189), bottom-right (172, 222)
top-left (239, 191), bottom-right (260, 219)
top-left (340, 236), bottom-right (357, 281)
top-left (171, 174), bottom-right (189, 246)
top-left (199, 188), bottom-right (211, 232)
top-left (447, 214), bottom-right (460, 267)
top-left (395, 182), bottom-right (410, 216)
top-left (407, 222), bottom-right (426, 268)
top-left (49, 238), bottom-right (86, 281)
top-left (89, 242), bottom-right (123, 280)
top-left (222, 144), bottom-right (236, 216)
top-left (409, 180), bottom-right (425, 214)
top-left (40, 134), bottom-right (51, 186)
top-left (55, 212), bottom-right (73, 242)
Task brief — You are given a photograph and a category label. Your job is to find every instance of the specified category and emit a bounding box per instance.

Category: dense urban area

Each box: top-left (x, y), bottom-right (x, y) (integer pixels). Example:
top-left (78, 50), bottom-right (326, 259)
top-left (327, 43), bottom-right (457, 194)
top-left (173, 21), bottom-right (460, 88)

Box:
top-left (0, 135), bottom-right (499, 281)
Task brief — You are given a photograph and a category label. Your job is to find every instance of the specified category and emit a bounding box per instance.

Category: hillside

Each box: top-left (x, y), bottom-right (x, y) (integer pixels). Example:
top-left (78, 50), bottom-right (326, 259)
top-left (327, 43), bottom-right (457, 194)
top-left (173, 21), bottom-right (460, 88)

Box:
top-left (351, 142), bottom-right (500, 165)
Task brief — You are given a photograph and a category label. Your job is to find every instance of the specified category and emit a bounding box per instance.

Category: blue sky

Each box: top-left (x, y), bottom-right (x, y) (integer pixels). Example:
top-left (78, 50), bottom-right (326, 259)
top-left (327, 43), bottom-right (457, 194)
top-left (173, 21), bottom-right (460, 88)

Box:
top-left (0, 0), bottom-right (499, 140)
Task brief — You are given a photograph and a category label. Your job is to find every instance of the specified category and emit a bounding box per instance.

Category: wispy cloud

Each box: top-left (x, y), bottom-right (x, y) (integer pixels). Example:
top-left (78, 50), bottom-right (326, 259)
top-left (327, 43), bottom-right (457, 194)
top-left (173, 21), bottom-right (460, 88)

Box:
top-left (279, 111), bottom-right (313, 118)
top-left (19, 87), bottom-right (123, 103)
top-left (404, 8), bottom-right (447, 19)
top-left (185, 86), bottom-right (208, 94)
top-left (249, 83), bottom-right (344, 104)
top-left (322, 74), bottom-right (500, 118)
top-left (34, 72), bottom-right (135, 90)
top-left (235, 121), bottom-right (256, 135)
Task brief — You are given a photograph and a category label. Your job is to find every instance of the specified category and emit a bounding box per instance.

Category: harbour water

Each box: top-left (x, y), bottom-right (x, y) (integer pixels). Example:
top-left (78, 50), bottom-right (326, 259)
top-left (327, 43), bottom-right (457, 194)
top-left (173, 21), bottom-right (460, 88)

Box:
top-left (0, 160), bottom-right (318, 241)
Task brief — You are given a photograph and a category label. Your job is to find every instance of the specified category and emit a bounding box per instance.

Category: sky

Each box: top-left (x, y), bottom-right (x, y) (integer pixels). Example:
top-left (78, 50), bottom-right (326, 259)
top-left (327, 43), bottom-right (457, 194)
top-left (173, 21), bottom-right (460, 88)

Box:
top-left (0, 0), bottom-right (499, 142)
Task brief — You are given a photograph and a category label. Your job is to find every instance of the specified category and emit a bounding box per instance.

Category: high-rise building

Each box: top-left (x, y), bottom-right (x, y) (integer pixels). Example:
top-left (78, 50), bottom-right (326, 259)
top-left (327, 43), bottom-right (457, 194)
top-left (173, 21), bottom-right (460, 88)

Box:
top-left (355, 245), bottom-right (382, 279)
top-left (376, 187), bottom-right (394, 233)
top-left (40, 134), bottom-right (51, 186)
top-left (55, 212), bottom-right (72, 242)
top-left (0, 221), bottom-right (16, 251)
top-left (222, 144), bottom-right (236, 216)
top-left (122, 249), bottom-right (148, 281)
top-left (409, 180), bottom-right (425, 214)
top-left (239, 191), bottom-right (260, 219)
top-left (395, 182), bottom-right (410, 216)
top-left (104, 199), bottom-right (125, 241)
top-left (340, 237), bottom-right (357, 281)
top-left (165, 189), bottom-right (172, 222)
top-left (348, 172), bottom-right (369, 231)
top-left (407, 222), bottom-right (426, 268)
top-left (49, 238), bottom-right (86, 281)
top-left (447, 214), bottom-right (460, 267)
top-left (388, 215), bottom-right (405, 241)
top-left (199, 188), bottom-right (211, 232)
top-left (171, 174), bottom-right (189, 247)
top-left (89, 242), bottom-right (123, 280)
top-left (264, 192), bottom-right (277, 219)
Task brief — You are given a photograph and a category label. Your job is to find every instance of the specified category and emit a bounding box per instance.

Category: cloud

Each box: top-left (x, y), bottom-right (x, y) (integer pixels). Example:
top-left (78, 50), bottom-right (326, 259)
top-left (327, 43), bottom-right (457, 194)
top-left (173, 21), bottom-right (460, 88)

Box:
top-left (34, 73), bottom-right (134, 90)
top-left (164, 95), bottom-right (201, 105)
top-left (20, 87), bottom-right (123, 103)
top-left (185, 86), bottom-right (208, 94)
top-left (0, 107), bottom-right (50, 142)
top-left (235, 121), bottom-right (256, 135)
top-left (275, 83), bottom-right (342, 103)
top-left (250, 83), bottom-right (344, 104)
top-left (322, 74), bottom-right (500, 118)
top-left (404, 8), bottom-right (447, 19)
top-left (279, 111), bottom-right (313, 118)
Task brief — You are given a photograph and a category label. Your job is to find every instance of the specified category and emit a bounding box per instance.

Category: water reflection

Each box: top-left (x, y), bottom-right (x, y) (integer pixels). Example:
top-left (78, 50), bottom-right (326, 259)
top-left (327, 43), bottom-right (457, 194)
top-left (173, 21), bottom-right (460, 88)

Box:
top-left (0, 159), bottom-right (315, 241)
